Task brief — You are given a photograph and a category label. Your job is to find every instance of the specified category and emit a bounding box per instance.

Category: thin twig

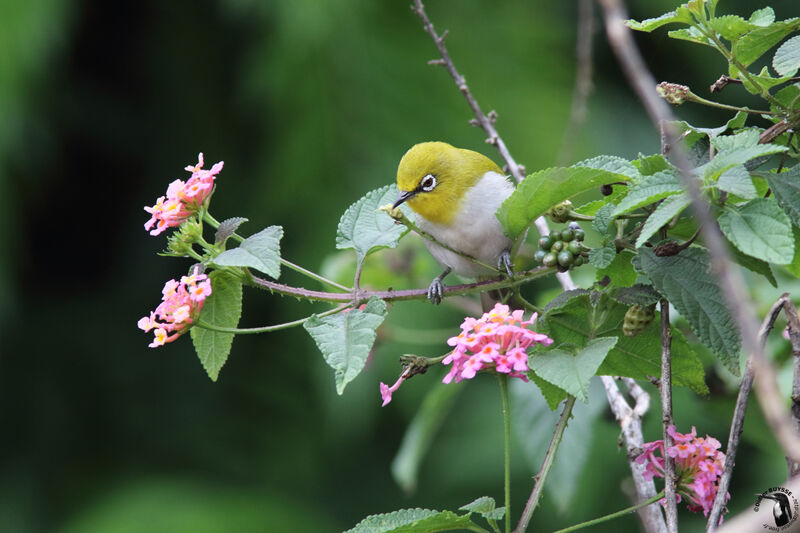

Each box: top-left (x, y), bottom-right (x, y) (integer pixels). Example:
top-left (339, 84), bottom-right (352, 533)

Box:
top-left (659, 300), bottom-right (678, 532)
top-left (557, 0), bottom-right (596, 166)
top-left (786, 298), bottom-right (800, 477)
top-left (706, 295), bottom-right (789, 530)
top-left (513, 396), bottom-right (576, 533)
top-left (603, 376), bottom-right (668, 533)
top-left (598, 0), bottom-right (800, 466)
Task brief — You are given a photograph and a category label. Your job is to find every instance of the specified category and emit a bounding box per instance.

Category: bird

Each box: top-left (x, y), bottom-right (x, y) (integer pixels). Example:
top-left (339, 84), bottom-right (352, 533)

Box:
top-left (391, 141), bottom-right (515, 304)
top-left (761, 492), bottom-right (792, 527)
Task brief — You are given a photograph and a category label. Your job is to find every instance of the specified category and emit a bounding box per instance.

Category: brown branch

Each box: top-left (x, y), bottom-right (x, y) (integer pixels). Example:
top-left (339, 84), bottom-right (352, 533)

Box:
top-left (659, 300), bottom-right (678, 532)
top-left (597, 0), bottom-right (800, 478)
top-left (602, 376), bottom-right (668, 533)
top-left (557, 0), bottom-right (596, 166)
top-left (706, 295), bottom-right (790, 531)
top-left (786, 298), bottom-right (800, 477)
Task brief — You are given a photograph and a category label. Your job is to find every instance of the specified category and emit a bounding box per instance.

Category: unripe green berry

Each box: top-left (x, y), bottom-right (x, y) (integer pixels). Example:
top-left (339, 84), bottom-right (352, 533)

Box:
top-left (574, 256), bottom-right (585, 267)
top-left (574, 229), bottom-right (585, 241)
top-left (534, 250), bottom-right (547, 263)
top-left (542, 253), bottom-right (558, 267)
top-left (539, 236), bottom-right (555, 251)
top-left (557, 250), bottom-right (574, 267)
top-left (567, 240), bottom-right (582, 255)
top-left (560, 228), bottom-right (574, 241)
top-left (551, 240), bottom-right (565, 252)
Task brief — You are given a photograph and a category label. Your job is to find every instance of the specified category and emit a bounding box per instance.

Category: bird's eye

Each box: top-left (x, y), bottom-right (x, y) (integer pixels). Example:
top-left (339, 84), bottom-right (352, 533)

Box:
top-left (420, 174), bottom-right (437, 192)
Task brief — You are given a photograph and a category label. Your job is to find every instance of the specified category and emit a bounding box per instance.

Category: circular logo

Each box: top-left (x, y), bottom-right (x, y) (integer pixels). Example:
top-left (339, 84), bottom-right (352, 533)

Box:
top-left (754, 487), bottom-right (799, 531)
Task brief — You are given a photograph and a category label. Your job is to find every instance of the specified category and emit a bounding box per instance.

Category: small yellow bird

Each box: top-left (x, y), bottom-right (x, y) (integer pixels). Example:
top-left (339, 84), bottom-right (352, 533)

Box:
top-left (392, 141), bottom-right (515, 304)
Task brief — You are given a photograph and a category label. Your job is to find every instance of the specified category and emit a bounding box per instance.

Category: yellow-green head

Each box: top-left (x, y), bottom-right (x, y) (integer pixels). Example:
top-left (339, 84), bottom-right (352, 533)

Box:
top-left (393, 142), bottom-right (502, 225)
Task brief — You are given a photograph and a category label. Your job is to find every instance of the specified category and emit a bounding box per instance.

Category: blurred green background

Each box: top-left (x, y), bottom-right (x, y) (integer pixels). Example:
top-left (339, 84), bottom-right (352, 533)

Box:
top-left (1, 0), bottom-right (798, 531)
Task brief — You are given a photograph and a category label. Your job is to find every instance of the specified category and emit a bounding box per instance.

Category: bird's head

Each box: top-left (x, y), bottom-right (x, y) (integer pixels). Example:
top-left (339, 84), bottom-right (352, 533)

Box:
top-left (393, 141), bottom-right (502, 225)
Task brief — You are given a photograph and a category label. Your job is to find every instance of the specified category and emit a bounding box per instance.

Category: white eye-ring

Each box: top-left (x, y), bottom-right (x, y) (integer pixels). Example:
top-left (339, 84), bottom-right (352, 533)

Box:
top-left (420, 174), bottom-right (437, 192)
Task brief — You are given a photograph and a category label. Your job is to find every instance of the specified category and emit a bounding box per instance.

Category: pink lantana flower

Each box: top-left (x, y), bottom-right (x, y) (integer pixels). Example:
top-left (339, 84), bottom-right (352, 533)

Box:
top-left (138, 268), bottom-right (212, 347)
top-left (442, 303), bottom-right (553, 384)
top-left (144, 153), bottom-right (224, 236)
top-left (635, 426), bottom-right (729, 518)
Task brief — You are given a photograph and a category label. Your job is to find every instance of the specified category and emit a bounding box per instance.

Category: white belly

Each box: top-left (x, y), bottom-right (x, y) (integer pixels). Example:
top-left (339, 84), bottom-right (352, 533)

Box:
top-left (416, 171), bottom-right (514, 277)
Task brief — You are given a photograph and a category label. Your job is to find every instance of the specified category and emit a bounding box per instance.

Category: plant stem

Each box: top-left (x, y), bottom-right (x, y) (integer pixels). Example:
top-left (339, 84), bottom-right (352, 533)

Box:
top-left (195, 304), bottom-right (349, 334)
top-left (552, 491), bottom-right (666, 533)
top-left (659, 299), bottom-right (678, 533)
top-left (498, 374), bottom-right (512, 533)
top-left (513, 395), bottom-right (576, 533)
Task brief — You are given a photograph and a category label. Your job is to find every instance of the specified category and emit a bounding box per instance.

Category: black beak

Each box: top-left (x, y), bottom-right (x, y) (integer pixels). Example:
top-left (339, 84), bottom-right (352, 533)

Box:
top-left (392, 190), bottom-right (416, 209)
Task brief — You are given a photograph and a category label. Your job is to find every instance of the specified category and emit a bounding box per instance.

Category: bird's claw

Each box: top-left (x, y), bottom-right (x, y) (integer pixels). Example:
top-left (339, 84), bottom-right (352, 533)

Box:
top-left (498, 250), bottom-right (514, 278)
top-left (427, 278), bottom-right (444, 305)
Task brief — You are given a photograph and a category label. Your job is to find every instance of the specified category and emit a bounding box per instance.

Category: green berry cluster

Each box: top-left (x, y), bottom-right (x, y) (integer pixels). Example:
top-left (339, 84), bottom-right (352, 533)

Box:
top-left (533, 222), bottom-right (587, 272)
top-left (622, 304), bottom-right (656, 336)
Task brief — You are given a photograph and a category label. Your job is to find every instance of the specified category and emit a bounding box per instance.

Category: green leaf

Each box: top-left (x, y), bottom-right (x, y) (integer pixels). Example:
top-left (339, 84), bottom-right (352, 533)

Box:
top-left (573, 187), bottom-right (627, 216)
top-left (718, 198), bottom-right (794, 264)
top-left (589, 242), bottom-right (616, 269)
top-left (344, 509), bottom-right (478, 533)
top-left (668, 27), bottom-right (714, 47)
top-left (632, 154), bottom-right (670, 177)
top-left (303, 297), bottom-right (387, 395)
top-left (773, 35), bottom-right (800, 77)
top-left (610, 284), bottom-right (662, 306)
top-left (636, 193), bottom-right (691, 247)
top-left (212, 226), bottom-right (283, 278)
top-left (575, 154), bottom-right (641, 181)
top-left (592, 202), bottom-right (617, 235)
top-left (627, 9), bottom-right (693, 32)
top-left (214, 217), bottom-right (248, 244)
top-left (728, 244), bottom-right (777, 287)
top-left (597, 250), bottom-right (638, 288)
top-left (785, 226), bottom-right (800, 278)
top-left (535, 292), bottom-right (707, 392)
top-left (765, 166), bottom-right (800, 227)
top-left (530, 371), bottom-right (568, 410)
top-left (709, 15), bottom-right (757, 42)
top-left (497, 166), bottom-right (630, 241)
top-left (531, 337), bottom-right (617, 402)
top-left (749, 7), bottom-right (775, 27)
top-left (459, 496), bottom-right (504, 521)
top-left (711, 130), bottom-right (760, 152)
top-left (636, 247), bottom-right (740, 374)
top-left (190, 271), bottom-right (243, 381)
top-left (740, 66), bottom-right (797, 94)
top-left (336, 185), bottom-right (412, 263)
top-left (700, 144), bottom-right (788, 181)
top-left (716, 166), bottom-right (758, 199)
top-left (612, 170), bottom-right (682, 216)
top-left (733, 19), bottom-right (800, 68)
top-left (391, 384), bottom-right (462, 493)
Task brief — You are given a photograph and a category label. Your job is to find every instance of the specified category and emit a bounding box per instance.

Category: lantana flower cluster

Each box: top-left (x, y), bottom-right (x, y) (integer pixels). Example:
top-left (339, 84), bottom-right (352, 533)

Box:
top-left (144, 153), bottom-right (224, 236)
top-left (442, 303), bottom-right (553, 384)
top-left (138, 270), bottom-right (212, 348)
top-left (636, 426), bottom-right (729, 517)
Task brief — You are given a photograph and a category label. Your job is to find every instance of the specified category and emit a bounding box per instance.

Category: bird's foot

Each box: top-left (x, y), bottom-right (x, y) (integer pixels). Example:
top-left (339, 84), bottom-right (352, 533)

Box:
top-left (498, 250), bottom-right (514, 278)
top-left (426, 267), bottom-right (451, 305)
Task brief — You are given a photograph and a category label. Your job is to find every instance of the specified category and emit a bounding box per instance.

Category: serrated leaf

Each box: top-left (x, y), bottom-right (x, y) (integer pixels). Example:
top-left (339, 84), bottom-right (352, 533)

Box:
top-left (303, 297), bottom-right (387, 395)
top-left (749, 7), bottom-right (774, 27)
top-left (459, 496), bottom-right (499, 518)
top-left (574, 187), bottom-right (627, 216)
top-left (574, 155), bottom-right (641, 181)
top-left (766, 166), bottom-right (800, 227)
top-left (535, 292), bottom-right (707, 392)
top-left (700, 144), bottom-right (788, 181)
top-left (740, 66), bottom-right (797, 94)
top-left (336, 185), bottom-right (412, 263)
top-left (627, 10), bottom-right (692, 32)
top-left (611, 284), bottom-right (662, 306)
top-left (632, 154), bottom-right (670, 177)
top-left (709, 15), bottom-right (756, 42)
top-left (668, 27), bottom-right (714, 47)
top-left (190, 271), bottom-right (243, 381)
top-left (212, 226), bottom-right (283, 278)
top-left (392, 384), bottom-right (462, 493)
top-left (773, 35), bottom-right (800, 77)
top-left (588, 242), bottom-right (616, 269)
top-left (636, 247), bottom-right (740, 374)
top-left (497, 166), bottom-right (630, 241)
top-left (597, 250), bottom-right (638, 288)
top-left (711, 130), bottom-right (759, 152)
top-left (511, 379), bottom-right (605, 513)
top-left (733, 19), bottom-right (800, 67)
top-left (344, 508), bottom-right (477, 533)
top-left (592, 202), bottom-right (617, 235)
top-left (214, 217), bottom-right (248, 244)
top-left (728, 244), bottom-right (777, 287)
top-left (785, 226), bottom-right (800, 278)
top-left (718, 198), bottom-right (794, 264)
top-left (636, 193), bottom-right (691, 247)
top-left (531, 337), bottom-right (617, 402)
top-left (716, 166), bottom-right (757, 199)
top-left (612, 170), bottom-right (683, 216)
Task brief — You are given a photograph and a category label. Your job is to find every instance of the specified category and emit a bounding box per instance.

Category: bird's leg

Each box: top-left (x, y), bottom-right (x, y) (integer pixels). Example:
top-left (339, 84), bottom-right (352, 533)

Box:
top-left (498, 249), bottom-right (514, 278)
top-left (427, 267), bottom-right (451, 305)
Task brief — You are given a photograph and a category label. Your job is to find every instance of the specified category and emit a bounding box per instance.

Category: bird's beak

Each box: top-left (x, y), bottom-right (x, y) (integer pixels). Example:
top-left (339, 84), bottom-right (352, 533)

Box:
top-left (392, 190), bottom-right (416, 209)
